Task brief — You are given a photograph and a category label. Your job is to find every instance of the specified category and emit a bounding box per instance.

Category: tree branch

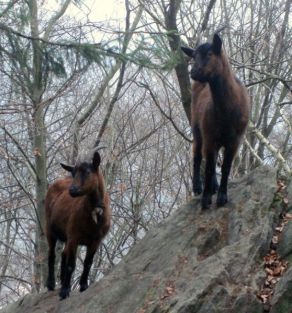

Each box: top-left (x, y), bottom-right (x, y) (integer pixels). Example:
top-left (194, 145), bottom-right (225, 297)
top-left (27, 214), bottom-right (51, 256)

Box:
top-left (137, 82), bottom-right (191, 143)
top-left (249, 121), bottom-right (291, 175)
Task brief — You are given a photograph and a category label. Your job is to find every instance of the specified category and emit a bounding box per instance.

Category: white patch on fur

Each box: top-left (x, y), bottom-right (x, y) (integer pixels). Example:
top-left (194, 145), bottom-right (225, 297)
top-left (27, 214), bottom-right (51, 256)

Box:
top-left (92, 207), bottom-right (103, 224)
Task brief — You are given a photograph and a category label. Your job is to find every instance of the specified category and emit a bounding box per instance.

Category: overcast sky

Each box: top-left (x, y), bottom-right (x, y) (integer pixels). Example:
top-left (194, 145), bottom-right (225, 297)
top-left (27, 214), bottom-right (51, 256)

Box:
top-left (45, 0), bottom-right (125, 23)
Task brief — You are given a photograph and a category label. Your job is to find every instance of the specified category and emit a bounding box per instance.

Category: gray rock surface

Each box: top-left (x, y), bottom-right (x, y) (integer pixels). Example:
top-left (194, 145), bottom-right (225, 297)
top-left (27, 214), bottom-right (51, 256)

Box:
top-left (2, 167), bottom-right (292, 313)
top-left (270, 267), bottom-right (292, 313)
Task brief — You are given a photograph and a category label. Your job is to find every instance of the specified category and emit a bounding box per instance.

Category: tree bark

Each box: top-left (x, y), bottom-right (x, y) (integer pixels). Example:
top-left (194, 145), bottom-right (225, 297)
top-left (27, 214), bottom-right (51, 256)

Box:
top-left (29, 0), bottom-right (48, 292)
top-left (164, 0), bottom-right (191, 124)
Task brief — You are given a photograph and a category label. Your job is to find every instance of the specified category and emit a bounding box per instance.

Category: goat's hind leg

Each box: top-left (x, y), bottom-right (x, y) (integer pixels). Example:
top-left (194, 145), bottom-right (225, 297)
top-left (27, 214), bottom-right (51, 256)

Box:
top-left (202, 151), bottom-right (216, 210)
top-left (46, 234), bottom-right (57, 291)
top-left (59, 242), bottom-right (77, 300)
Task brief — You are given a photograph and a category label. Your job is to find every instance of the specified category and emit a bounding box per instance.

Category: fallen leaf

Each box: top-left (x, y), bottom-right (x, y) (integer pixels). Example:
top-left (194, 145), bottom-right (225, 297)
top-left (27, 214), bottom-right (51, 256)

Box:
top-left (258, 293), bottom-right (269, 303)
top-left (166, 286), bottom-right (175, 294)
top-left (272, 235), bottom-right (279, 244)
top-left (275, 226), bottom-right (284, 232)
top-left (267, 275), bottom-right (274, 282)
top-left (283, 198), bottom-right (289, 205)
top-left (273, 265), bottom-right (283, 276)
top-left (33, 148), bottom-right (42, 157)
top-left (265, 268), bottom-right (274, 276)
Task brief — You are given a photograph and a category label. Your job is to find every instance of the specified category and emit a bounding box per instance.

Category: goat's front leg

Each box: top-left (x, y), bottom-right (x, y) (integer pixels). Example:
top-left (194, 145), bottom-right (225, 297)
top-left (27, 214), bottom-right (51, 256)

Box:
top-left (59, 242), bottom-right (77, 300)
top-left (217, 146), bottom-right (235, 207)
top-left (192, 126), bottom-right (203, 195)
top-left (79, 242), bottom-right (99, 292)
top-left (202, 151), bottom-right (216, 209)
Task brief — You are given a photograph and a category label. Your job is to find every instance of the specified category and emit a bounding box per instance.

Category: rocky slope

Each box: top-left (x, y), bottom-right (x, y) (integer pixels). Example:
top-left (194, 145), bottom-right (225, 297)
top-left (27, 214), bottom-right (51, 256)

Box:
top-left (2, 167), bottom-right (292, 313)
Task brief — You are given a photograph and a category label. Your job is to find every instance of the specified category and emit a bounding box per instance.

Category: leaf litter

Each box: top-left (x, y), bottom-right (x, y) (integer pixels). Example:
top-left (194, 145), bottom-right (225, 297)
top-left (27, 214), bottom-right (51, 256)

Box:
top-left (257, 180), bottom-right (290, 312)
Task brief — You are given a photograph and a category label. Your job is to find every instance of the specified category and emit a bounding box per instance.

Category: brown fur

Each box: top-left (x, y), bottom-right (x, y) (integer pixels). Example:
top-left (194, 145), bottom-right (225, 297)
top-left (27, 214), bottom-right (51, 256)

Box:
top-left (191, 55), bottom-right (249, 156)
top-left (45, 151), bottom-right (111, 299)
top-left (182, 34), bottom-right (250, 209)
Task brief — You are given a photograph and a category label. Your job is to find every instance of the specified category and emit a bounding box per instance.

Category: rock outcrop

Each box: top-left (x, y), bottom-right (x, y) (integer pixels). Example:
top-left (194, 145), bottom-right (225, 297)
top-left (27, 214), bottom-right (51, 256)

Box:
top-left (1, 167), bottom-right (292, 313)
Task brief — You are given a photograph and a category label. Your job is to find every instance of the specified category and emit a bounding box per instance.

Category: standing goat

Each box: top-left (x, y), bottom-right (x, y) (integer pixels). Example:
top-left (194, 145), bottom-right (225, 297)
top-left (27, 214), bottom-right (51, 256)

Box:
top-left (181, 34), bottom-right (249, 209)
top-left (45, 150), bottom-right (111, 299)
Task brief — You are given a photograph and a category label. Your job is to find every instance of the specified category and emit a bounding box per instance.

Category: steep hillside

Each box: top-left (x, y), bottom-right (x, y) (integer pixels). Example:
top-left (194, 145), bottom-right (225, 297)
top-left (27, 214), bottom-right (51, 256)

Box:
top-left (2, 167), bottom-right (292, 313)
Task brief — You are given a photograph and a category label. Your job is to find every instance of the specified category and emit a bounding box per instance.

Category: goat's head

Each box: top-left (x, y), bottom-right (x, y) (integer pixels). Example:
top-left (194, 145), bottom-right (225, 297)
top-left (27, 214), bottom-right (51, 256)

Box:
top-left (60, 151), bottom-right (101, 198)
top-left (181, 34), bottom-right (224, 83)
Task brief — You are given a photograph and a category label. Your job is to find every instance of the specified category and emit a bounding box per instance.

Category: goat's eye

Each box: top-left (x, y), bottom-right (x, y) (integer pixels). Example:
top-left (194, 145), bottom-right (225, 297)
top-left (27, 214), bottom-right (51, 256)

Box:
top-left (83, 169), bottom-right (91, 176)
top-left (207, 51), bottom-right (212, 58)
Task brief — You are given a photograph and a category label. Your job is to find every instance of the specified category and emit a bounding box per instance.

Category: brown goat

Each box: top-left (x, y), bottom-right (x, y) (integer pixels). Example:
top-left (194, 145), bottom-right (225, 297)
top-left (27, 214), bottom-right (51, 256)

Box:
top-left (181, 34), bottom-right (250, 209)
top-left (45, 151), bottom-right (111, 300)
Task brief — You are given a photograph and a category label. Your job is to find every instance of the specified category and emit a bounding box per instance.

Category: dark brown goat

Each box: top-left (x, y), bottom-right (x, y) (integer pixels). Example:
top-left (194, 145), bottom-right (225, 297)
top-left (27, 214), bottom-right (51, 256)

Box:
top-left (45, 151), bottom-right (111, 300)
top-left (181, 34), bottom-right (249, 209)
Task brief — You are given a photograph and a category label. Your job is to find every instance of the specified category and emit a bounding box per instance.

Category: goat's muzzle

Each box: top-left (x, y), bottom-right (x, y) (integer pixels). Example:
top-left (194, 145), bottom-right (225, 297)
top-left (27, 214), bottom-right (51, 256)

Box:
top-left (69, 185), bottom-right (82, 197)
top-left (191, 68), bottom-right (208, 83)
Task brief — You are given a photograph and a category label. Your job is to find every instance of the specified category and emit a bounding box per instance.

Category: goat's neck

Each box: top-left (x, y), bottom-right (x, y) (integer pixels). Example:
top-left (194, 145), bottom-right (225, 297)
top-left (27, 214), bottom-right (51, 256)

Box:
top-left (87, 191), bottom-right (104, 211)
top-left (208, 70), bottom-right (237, 112)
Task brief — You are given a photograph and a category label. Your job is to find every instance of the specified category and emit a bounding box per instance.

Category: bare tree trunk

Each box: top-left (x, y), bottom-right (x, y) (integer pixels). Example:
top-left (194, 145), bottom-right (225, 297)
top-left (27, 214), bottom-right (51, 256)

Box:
top-left (28, 0), bottom-right (74, 291)
top-left (29, 0), bottom-right (47, 292)
top-left (164, 0), bottom-right (191, 123)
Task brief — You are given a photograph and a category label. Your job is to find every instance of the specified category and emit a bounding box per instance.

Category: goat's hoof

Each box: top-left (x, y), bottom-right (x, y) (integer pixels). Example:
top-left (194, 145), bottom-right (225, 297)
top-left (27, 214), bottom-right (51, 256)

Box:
top-left (212, 184), bottom-right (219, 195)
top-left (201, 196), bottom-right (211, 210)
top-left (59, 288), bottom-right (70, 300)
top-left (80, 283), bottom-right (88, 292)
top-left (46, 281), bottom-right (55, 291)
top-left (216, 193), bottom-right (228, 207)
top-left (193, 185), bottom-right (202, 195)
top-left (212, 179), bottom-right (219, 194)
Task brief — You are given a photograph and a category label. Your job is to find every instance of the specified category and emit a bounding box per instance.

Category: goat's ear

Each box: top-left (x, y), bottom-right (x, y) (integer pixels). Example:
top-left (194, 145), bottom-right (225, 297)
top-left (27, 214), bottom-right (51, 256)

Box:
top-left (60, 163), bottom-right (74, 172)
top-left (92, 151), bottom-right (101, 170)
top-left (212, 34), bottom-right (222, 55)
top-left (181, 46), bottom-right (195, 58)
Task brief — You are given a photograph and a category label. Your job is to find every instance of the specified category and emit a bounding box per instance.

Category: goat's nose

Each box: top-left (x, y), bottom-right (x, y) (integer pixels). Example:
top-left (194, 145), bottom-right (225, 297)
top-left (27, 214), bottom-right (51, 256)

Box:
top-left (191, 68), bottom-right (199, 76)
top-left (69, 185), bottom-right (80, 197)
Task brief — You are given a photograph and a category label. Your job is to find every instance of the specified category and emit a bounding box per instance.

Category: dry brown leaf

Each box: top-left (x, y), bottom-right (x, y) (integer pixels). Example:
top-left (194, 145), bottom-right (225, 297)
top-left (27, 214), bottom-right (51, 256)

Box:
top-left (281, 264), bottom-right (288, 274)
top-left (283, 197), bottom-right (289, 205)
top-left (258, 294), bottom-right (269, 303)
top-left (33, 148), bottom-right (42, 157)
top-left (271, 278), bottom-right (279, 284)
top-left (267, 275), bottom-right (274, 282)
top-left (265, 268), bottom-right (274, 276)
top-left (166, 286), bottom-right (175, 295)
top-left (273, 266), bottom-right (283, 276)
top-left (275, 225), bottom-right (284, 232)
top-left (277, 181), bottom-right (286, 192)
top-left (160, 294), bottom-right (169, 300)
top-left (258, 180), bottom-right (289, 306)
top-left (272, 235), bottom-right (279, 244)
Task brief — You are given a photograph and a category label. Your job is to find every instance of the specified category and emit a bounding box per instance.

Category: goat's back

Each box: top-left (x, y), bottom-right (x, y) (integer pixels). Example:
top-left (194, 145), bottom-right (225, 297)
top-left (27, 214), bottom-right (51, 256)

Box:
top-left (45, 175), bottom-right (111, 245)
